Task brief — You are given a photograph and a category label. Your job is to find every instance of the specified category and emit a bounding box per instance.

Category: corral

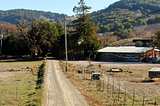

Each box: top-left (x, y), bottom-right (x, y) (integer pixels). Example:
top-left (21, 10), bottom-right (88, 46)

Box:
top-left (64, 60), bottom-right (160, 105)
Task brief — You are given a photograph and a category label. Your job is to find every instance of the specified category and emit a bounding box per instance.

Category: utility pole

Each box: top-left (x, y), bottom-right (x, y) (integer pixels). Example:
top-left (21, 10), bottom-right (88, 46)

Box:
top-left (64, 16), bottom-right (68, 72)
top-left (0, 30), bottom-right (3, 59)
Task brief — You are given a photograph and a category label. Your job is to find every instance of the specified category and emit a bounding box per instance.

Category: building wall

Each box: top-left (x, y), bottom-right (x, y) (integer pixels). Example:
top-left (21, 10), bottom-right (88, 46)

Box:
top-left (98, 53), bottom-right (141, 62)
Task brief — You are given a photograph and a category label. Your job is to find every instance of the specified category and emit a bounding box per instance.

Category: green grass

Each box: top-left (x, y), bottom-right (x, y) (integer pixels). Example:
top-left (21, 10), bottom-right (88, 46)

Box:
top-left (0, 60), bottom-right (44, 106)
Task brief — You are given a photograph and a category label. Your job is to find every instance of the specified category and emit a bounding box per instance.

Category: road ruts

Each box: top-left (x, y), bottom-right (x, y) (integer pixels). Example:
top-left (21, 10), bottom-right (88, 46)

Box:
top-left (43, 60), bottom-right (88, 106)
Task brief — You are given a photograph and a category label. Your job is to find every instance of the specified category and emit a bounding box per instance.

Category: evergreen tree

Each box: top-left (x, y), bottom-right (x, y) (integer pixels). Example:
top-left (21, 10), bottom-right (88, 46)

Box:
top-left (73, 0), bottom-right (100, 59)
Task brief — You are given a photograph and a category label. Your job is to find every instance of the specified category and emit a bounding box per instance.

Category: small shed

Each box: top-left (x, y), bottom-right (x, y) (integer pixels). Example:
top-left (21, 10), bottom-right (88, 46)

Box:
top-left (148, 68), bottom-right (160, 78)
top-left (91, 73), bottom-right (100, 80)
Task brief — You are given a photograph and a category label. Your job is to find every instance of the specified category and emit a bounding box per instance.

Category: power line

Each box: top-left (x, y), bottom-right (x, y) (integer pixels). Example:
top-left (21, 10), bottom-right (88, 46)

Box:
top-left (135, 9), bottom-right (160, 21)
top-left (64, 0), bottom-right (76, 15)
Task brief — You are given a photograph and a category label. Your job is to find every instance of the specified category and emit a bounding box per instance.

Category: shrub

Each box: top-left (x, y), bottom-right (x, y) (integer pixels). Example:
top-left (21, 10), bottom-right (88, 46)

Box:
top-left (36, 61), bottom-right (45, 89)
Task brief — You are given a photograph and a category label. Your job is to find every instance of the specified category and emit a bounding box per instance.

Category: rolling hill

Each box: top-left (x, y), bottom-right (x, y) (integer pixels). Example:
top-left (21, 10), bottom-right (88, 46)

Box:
top-left (0, 9), bottom-right (68, 24)
top-left (0, 0), bottom-right (160, 34)
top-left (90, 0), bottom-right (160, 33)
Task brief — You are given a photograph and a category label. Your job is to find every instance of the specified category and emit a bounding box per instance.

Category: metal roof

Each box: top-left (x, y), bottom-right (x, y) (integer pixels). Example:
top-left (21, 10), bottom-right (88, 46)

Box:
top-left (98, 46), bottom-right (153, 53)
top-left (149, 67), bottom-right (160, 72)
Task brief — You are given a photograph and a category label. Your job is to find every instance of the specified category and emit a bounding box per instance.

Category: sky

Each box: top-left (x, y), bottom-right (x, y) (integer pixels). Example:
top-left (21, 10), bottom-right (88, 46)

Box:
top-left (0, 0), bottom-right (120, 16)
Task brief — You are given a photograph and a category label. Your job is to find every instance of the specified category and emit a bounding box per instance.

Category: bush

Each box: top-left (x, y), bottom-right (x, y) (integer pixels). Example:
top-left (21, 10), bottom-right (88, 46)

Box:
top-left (36, 61), bottom-right (45, 89)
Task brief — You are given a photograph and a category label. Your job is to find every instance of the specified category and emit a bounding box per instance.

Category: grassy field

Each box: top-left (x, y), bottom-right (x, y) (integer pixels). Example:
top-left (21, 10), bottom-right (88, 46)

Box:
top-left (60, 61), bottom-right (160, 106)
top-left (0, 60), bottom-right (44, 106)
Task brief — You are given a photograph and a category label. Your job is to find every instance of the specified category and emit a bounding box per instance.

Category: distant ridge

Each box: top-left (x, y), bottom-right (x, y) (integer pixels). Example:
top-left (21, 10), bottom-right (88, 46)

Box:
top-left (0, 9), bottom-right (68, 24)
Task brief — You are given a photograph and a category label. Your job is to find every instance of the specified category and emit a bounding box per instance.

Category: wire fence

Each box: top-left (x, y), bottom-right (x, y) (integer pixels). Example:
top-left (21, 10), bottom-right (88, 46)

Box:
top-left (67, 64), bottom-right (160, 106)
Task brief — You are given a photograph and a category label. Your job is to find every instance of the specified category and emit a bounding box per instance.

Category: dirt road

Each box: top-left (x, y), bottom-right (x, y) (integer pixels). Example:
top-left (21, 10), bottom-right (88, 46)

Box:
top-left (43, 60), bottom-right (88, 106)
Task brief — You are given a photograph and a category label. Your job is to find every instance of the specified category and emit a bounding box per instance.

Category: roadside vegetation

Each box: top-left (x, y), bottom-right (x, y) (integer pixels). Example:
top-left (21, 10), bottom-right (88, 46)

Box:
top-left (0, 60), bottom-right (45, 105)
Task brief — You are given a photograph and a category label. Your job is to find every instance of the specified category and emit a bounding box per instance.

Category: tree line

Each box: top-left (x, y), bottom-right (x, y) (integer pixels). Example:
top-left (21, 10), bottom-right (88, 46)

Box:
top-left (1, 0), bottom-right (160, 60)
top-left (1, 0), bottom-right (101, 60)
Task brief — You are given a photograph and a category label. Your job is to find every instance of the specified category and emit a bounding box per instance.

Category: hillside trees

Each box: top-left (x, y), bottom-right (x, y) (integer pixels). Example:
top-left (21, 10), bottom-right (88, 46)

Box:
top-left (73, 0), bottom-right (100, 59)
top-left (90, 0), bottom-right (160, 33)
top-left (0, 9), bottom-right (66, 24)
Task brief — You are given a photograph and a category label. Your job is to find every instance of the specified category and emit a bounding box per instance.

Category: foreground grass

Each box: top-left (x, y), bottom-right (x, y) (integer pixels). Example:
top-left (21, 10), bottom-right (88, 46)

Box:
top-left (0, 60), bottom-right (44, 106)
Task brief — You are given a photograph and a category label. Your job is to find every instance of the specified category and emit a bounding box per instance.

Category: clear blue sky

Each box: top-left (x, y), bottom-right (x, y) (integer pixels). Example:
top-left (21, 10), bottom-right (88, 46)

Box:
top-left (0, 0), bottom-right (119, 16)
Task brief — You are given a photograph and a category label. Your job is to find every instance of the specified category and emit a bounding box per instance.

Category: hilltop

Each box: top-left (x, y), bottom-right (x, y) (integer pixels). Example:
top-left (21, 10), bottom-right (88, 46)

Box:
top-left (90, 0), bottom-right (160, 33)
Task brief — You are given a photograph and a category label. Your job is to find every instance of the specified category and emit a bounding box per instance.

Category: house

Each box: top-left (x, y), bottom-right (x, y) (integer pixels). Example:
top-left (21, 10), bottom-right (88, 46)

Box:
top-left (133, 39), bottom-right (153, 47)
top-left (98, 46), bottom-right (160, 62)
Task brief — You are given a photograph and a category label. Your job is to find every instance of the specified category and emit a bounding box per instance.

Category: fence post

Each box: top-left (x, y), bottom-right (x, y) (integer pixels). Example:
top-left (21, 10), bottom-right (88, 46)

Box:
top-left (143, 92), bottom-right (145, 106)
top-left (107, 75), bottom-right (109, 94)
top-left (118, 80), bottom-right (121, 99)
top-left (103, 73), bottom-right (105, 91)
top-left (74, 64), bottom-right (75, 73)
top-left (88, 67), bottom-right (92, 79)
top-left (99, 80), bottom-right (101, 91)
top-left (133, 88), bottom-right (135, 106)
top-left (112, 78), bottom-right (115, 97)
top-left (155, 97), bottom-right (157, 105)
top-left (84, 66), bottom-right (85, 79)
top-left (124, 84), bottom-right (127, 106)
top-left (96, 80), bottom-right (98, 88)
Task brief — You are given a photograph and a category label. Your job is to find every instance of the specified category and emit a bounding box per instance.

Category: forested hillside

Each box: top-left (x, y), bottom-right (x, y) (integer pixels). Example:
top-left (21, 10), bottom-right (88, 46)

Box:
top-left (1, 0), bottom-right (160, 34)
top-left (90, 0), bottom-right (160, 33)
top-left (0, 9), bottom-right (66, 24)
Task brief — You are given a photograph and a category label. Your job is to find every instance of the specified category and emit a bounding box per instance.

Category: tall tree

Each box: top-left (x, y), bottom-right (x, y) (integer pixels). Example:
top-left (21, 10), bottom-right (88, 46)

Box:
top-left (72, 0), bottom-right (100, 59)
top-left (28, 21), bottom-right (59, 57)
top-left (73, 0), bottom-right (94, 40)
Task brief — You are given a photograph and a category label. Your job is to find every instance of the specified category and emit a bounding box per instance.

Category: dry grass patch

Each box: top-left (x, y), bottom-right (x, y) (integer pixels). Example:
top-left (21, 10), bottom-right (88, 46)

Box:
top-left (0, 60), bottom-right (44, 106)
top-left (60, 61), bottom-right (160, 105)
